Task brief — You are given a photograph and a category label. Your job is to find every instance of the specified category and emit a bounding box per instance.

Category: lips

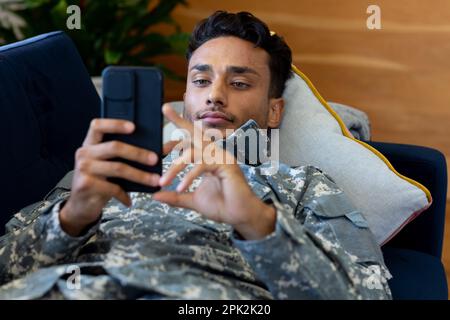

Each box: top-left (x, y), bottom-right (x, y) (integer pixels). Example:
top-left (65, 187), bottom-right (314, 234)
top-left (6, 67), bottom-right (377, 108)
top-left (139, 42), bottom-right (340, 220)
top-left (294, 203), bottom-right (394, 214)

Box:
top-left (199, 111), bottom-right (232, 121)
top-left (198, 111), bottom-right (232, 126)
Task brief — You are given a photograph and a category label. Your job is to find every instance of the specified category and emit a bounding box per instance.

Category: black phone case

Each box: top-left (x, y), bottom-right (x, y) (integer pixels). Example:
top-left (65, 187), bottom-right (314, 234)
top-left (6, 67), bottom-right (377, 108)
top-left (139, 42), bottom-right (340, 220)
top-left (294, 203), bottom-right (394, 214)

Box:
top-left (101, 66), bottom-right (163, 193)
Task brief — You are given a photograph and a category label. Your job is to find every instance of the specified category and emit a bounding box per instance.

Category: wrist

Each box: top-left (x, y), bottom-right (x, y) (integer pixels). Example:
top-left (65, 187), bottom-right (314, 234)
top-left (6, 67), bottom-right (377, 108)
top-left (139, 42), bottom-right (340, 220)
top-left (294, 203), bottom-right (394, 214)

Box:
top-left (236, 200), bottom-right (276, 240)
top-left (59, 200), bottom-right (88, 237)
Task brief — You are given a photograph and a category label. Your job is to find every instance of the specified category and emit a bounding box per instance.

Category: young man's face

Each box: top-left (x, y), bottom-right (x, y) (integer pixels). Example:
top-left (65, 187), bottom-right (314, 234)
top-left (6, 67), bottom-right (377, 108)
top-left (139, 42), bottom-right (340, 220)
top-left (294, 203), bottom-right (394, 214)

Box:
top-left (183, 36), bottom-right (284, 136)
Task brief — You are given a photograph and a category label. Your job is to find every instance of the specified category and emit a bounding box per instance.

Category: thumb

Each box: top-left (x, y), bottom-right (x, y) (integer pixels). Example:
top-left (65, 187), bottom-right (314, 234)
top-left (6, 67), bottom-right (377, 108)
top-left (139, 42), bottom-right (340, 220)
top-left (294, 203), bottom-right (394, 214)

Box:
top-left (153, 191), bottom-right (195, 210)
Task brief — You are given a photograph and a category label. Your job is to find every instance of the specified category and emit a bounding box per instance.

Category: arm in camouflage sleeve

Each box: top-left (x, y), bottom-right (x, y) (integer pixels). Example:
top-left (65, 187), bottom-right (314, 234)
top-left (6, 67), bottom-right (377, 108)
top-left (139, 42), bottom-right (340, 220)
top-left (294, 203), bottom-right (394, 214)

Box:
top-left (0, 198), bottom-right (98, 286)
top-left (232, 168), bottom-right (392, 300)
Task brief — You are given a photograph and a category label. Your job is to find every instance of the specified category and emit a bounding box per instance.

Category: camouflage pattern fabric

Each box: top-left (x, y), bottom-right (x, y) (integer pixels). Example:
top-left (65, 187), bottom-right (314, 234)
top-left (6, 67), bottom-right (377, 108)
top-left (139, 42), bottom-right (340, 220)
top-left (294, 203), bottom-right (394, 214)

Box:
top-left (0, 121), bottom-right (392, 299)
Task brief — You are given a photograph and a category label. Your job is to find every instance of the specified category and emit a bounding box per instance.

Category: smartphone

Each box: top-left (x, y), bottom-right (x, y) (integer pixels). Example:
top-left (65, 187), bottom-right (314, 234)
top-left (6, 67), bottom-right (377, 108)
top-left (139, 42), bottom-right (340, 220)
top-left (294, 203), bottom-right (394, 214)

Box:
top-left (101, 66), bottom-right (163, 193)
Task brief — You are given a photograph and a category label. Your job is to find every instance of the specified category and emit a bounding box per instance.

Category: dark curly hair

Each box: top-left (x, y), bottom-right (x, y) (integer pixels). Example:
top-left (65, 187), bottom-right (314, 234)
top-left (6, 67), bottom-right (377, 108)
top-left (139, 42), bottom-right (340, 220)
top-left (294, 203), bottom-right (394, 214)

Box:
top-left (186, 11), bottom-right (293, 98)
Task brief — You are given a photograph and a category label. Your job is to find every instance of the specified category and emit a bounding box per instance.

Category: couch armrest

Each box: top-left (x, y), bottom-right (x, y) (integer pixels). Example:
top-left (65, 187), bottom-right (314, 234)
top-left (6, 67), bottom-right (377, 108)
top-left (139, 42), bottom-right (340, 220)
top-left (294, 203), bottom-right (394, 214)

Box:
top-left (366, 141), bottom-right (447, 258)
top-left (0, 31), bottom-right (100, 235)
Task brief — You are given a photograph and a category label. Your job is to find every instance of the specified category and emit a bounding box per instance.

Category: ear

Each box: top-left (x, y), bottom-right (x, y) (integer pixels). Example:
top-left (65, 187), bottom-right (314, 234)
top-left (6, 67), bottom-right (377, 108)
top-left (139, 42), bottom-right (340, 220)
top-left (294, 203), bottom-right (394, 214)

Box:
top-left (267, 97), bottom-right (284, 128)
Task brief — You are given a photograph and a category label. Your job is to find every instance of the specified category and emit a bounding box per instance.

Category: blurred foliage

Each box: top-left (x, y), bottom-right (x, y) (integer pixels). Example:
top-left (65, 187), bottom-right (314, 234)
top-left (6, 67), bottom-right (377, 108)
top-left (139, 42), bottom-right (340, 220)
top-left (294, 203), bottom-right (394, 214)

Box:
top-left (0, 0), bottom-right (190, 77)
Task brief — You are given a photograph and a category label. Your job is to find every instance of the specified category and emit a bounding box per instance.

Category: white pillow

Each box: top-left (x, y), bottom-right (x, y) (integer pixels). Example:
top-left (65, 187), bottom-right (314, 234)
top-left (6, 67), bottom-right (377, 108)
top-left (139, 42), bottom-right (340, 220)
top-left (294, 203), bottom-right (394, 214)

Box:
top-left (281, 66), bottom-right (431, 245)
top-left (164, 66), bottom-right (431, 245)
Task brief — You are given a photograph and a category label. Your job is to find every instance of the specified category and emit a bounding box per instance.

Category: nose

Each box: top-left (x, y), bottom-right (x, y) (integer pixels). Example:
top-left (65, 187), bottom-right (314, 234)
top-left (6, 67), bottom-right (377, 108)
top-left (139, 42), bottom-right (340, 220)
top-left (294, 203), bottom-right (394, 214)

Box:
top-left (206, 81), bottom-right (227, 108)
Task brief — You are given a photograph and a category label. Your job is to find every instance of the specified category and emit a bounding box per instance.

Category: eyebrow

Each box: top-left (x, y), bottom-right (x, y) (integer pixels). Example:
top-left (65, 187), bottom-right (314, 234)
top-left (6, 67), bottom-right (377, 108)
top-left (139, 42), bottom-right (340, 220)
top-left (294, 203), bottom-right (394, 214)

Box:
top-left (190, 64), bottom-right (212, 72)
top-left (189, 64), bottom-right (260, 77)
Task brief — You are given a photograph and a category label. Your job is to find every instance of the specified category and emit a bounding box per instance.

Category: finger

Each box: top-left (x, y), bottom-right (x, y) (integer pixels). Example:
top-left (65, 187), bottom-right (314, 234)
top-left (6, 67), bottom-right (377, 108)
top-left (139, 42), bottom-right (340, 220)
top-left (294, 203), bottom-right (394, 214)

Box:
top-left (159, 145), bottom-right (197, 186)
top-left (163, 103), bottom-right (216, 153)
top-left (159, 158), bottom-right (189, 187)
top-left (78, 160), bottom-right (160, 186)
top-left (81, 177), bottom-right (131, 207)
top-left (79, 141), bottom-right (158, 165)
top-left (163, 140), bottom-right (182, 156)
top-left (171, 139), bottom-right (195, 158)
top-left (102, 180), bottom-right (132, 207)
top-left (162, 103), bottom-right (195, 135)
top-left (83, 119), bottom-right (135, 146)
top-left (176, 164), bottom-right (208, 192)
top-left (153, 191), bottom-right (195, 210)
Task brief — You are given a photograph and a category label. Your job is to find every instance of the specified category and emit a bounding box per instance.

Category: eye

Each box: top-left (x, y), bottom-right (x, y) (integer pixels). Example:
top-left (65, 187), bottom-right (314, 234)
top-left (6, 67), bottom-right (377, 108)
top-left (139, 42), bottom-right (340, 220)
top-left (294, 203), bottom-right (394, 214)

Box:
top-left (193, 79), bottom-right (211, 87)
top-left (231, 81), bottom-right (250, 89)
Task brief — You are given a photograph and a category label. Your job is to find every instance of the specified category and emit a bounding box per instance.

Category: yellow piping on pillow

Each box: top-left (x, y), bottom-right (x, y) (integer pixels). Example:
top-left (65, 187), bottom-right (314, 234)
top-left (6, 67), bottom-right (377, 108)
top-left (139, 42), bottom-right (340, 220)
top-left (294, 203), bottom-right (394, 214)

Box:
top-left (291, 65), bottom-right (432, 203)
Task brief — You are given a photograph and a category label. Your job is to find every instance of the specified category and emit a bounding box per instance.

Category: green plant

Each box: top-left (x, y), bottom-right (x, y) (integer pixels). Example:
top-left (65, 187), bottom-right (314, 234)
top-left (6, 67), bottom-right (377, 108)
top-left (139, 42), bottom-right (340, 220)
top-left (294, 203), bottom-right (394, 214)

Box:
top-left (0, 0), bottom-right (190, 77)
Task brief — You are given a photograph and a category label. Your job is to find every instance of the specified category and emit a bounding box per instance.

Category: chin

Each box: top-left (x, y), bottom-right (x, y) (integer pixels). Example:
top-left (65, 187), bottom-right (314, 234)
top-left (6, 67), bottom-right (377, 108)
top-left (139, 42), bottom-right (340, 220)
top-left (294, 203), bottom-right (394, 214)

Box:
top-left (202, 124), bottom-right (235, 138)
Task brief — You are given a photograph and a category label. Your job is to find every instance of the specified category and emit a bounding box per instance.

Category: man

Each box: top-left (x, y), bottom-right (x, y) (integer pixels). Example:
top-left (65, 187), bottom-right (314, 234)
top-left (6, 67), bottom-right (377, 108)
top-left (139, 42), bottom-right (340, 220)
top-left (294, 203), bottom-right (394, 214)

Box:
top-left (0, 11), bottom-right (391, 299)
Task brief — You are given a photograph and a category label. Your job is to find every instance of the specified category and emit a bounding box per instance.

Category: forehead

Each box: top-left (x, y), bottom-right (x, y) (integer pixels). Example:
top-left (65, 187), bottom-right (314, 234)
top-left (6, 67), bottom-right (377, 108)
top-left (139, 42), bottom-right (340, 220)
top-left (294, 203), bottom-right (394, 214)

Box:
top-left (188, 36), bottom-right (270, 74)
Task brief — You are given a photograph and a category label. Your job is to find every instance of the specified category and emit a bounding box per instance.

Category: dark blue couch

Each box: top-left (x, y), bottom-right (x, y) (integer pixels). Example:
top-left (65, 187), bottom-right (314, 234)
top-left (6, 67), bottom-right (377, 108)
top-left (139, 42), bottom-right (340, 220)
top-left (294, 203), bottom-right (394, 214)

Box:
top-left (367, 142), bottom-right (448, 299)
top-left (0, 31), bottom-right (100, 230)
top-left (0, 31), bottom-right (447, 300)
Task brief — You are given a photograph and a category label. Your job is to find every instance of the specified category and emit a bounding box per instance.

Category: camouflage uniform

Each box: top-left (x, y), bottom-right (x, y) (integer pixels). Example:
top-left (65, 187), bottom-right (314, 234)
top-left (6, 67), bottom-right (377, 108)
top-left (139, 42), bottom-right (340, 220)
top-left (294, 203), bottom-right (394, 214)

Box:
top-left (0, 120), bottom-right (392, 299)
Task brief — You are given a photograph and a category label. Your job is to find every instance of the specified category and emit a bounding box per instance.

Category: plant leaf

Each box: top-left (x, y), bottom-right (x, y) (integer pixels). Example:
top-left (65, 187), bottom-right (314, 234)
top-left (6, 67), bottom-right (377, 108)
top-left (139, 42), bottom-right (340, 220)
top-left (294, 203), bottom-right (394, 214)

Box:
top-left (104, 49), bottom-right (122, 64)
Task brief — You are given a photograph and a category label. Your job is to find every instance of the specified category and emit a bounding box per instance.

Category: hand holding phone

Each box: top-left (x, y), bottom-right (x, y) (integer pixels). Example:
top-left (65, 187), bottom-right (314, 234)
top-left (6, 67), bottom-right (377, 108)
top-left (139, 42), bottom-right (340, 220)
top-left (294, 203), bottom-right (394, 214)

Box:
top-left (101, 66), bottom-right (163, 193)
